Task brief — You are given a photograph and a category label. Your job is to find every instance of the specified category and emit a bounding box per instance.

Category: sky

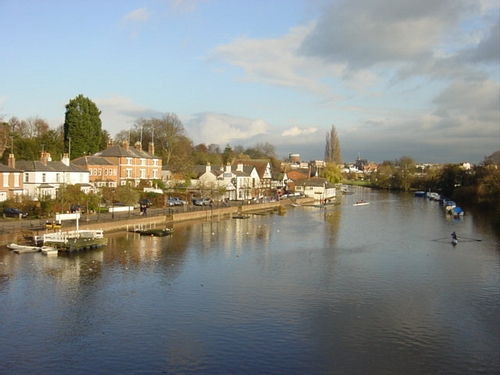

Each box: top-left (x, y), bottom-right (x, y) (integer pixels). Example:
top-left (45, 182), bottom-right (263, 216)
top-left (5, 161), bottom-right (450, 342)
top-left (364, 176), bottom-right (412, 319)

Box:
top-left (1, 0), bottom-right (499, 164)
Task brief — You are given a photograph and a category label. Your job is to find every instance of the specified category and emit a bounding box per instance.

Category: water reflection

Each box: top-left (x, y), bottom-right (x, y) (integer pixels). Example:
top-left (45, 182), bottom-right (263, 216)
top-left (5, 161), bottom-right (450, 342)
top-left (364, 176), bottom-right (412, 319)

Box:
top-left (0, 191), bottom-right (499, 375)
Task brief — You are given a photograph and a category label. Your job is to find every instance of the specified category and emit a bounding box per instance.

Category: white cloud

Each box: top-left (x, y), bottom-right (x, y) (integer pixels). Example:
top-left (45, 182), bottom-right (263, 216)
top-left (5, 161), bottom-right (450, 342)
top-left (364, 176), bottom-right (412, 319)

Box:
top-left (213, 23), bottom-right (336, 95)
top-left (122, 8), bottom-right (150, 23)
top-left (281, 126), bottom-right (318, 137)
top-left (95, 95), bottom-right (162, 137)
top-left (185, 112), bottom-right (269, 146)
top-left (169, 0), bottom-right (204, 13)
top-left (209, 0), bottom-right (499, 163)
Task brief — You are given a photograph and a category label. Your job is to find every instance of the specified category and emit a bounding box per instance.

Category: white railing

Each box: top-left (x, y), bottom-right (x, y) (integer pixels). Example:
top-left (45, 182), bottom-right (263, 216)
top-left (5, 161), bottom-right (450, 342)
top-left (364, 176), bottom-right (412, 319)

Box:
top-left (43, 229), bottom-right (104, 244)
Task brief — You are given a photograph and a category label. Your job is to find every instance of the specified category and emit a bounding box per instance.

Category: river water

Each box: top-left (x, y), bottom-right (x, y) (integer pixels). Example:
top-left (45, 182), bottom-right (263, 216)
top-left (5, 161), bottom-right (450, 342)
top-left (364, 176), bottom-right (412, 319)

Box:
top-left (1, 188), bottom-right (499, 375)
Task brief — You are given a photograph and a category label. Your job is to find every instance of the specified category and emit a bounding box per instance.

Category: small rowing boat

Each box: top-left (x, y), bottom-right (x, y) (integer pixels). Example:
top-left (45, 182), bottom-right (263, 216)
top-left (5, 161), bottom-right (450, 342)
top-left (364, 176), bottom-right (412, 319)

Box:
top-left (41, 246), bottom-right (58, 255)
top-left (353, 200), bottom-right (369, 206)
top-left (7, 243), bottom-right (41, 253)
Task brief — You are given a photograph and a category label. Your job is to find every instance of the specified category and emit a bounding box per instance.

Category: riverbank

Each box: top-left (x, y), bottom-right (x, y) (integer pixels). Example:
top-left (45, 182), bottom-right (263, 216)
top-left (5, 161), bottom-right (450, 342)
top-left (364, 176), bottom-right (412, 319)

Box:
top-left (1, 197), bottom-right (314, 246)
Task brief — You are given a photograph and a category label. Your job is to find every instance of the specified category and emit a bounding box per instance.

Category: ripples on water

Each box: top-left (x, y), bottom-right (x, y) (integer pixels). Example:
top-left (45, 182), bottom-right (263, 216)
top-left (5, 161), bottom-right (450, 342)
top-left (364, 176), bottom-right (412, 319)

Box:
top-left (0, 189), bottom-right (499, 375)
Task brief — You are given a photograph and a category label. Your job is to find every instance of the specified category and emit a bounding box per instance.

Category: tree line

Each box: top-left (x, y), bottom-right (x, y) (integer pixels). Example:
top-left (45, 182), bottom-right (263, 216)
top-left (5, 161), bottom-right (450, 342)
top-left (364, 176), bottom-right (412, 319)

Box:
top-left (1, 95), bottom-right (498, 225)
top-left (347, 153), bottom-right (500, 227)
top-left (0, 95), bottom-right (282, 178)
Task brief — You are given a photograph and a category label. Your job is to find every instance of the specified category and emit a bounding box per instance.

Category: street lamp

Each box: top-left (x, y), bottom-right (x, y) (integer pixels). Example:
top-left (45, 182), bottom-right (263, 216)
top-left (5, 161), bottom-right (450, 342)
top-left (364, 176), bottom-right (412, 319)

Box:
top-left (111, 189), bottom-right (115, 219)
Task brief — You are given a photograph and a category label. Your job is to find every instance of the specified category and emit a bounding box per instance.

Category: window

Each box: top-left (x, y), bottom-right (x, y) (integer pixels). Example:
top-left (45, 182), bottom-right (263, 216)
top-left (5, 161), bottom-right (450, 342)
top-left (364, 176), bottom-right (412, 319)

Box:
top-left (140, 169), bottom-right (146, 178)
top-left (56, 173), bottom-right (60, 183)
top-left (153, 159), bottom-right (158, 166)
top-left (140, 158), bottom-right (146, 166)
top-left (25, 173), bottom-right (29, 183)
top-left (98, 169), bottom-right (102, 176)
top-left (3, 173), bottom-right (8, 187)
top-left (42, 173), bottom-right (46, 183)
top-left (126, 158), bottom-right (132, 165)
top-left (126, 168), bottom-right (132, 178)
top-left (14, 173), bottom-right (20, 187)
top-left (153, 169), bottom-right (158, 178)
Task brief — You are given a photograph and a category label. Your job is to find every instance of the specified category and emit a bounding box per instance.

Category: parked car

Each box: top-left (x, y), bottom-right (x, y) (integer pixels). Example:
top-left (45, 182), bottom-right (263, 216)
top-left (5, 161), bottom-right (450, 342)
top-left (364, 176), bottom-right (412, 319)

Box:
top-left (168, 197), bottom-right (186, 206)
top-left (70, 204), bottom-right (84, 213)
top-left (193, 197), bottom-right (212, 206)
top-left (3, 207), bottom-right (28, 218)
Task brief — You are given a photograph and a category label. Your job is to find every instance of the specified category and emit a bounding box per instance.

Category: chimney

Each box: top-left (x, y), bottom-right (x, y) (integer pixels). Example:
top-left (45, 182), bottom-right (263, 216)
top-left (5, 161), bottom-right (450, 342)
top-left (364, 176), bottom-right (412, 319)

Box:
top-left (8, 154), bottom-right (15, 169)
top-left (107, 140), bottom-right (113, 149)
top-left (122, 140), bottom-right (129, 151)
top-left (225, 163), bottom-right (231, 173)
top-left (62, 153), bottom-right (70, 166)
top-left (206, 163), bottom-right (211, 173)
top-left (135, 141), bottom-right (142, 152)
top-left (40, 151), bottom-right (51, 166)
top-left (237, 163), bottom-right (243, 172)
top-left (148, 142), bottom-right (155, 155)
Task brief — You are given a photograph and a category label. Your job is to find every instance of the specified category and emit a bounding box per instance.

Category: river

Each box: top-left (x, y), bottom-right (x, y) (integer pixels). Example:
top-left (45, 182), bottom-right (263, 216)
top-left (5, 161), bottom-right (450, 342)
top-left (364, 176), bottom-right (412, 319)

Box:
top-left (1, 188), bottom-right (499, 375)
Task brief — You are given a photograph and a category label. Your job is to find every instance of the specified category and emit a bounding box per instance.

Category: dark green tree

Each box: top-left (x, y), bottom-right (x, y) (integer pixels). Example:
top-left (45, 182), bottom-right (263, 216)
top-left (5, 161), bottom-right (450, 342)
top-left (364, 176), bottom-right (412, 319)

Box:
top-left (222, 144), bottom-right (234, 165)
top-left (437, 164), bottom-right (465, 197)
top-left (64, 94), bottom-right (102, 159)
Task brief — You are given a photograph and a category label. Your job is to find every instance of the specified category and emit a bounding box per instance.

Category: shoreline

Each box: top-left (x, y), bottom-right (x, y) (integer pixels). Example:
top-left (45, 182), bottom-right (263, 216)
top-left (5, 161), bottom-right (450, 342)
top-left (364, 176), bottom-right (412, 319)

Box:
top-left (1, 198), bottom-right (315, 246)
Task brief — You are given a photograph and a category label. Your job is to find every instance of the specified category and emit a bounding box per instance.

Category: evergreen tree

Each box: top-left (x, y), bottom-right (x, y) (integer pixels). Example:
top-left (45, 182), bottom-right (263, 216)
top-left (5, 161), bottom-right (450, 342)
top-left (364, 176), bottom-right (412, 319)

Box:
top-left (324, 125), bottom-right (342, 164)
top-left (64, 94), bottom-right (102, 159)
top-left (222, 144), bottom-right (234, 165)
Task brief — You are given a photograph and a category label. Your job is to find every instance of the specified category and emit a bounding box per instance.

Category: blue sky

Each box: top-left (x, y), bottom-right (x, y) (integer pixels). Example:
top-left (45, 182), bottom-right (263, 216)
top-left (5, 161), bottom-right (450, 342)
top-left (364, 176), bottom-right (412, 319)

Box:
top-left (1, 0), bottom-right (499, 164)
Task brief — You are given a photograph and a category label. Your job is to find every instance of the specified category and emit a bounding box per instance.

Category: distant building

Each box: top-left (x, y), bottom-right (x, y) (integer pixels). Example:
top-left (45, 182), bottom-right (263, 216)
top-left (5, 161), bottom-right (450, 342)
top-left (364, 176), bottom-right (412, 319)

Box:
top-left (289, 153), bottom-right (300, 163)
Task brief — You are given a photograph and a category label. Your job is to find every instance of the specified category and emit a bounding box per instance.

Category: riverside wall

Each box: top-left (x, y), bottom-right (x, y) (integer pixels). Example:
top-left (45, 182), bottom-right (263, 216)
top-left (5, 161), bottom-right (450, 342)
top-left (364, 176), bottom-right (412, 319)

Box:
top-left (1, 197), bottom-right (315, 245)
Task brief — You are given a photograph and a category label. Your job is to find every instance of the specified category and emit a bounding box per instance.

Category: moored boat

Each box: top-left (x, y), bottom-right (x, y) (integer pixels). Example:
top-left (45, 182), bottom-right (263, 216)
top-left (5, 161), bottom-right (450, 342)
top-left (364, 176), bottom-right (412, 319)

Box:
top-left (450, 207), bottom-right (465, 216)
top-left (136, 228), bottom-right (174, 236)
top-left (427, 192), bottom-right (441, 201)
top-left (444, 200), bottom-right (456, 213)
top-left (41, 246), bottom-right (58, 255)
top-left (7, 243), bottom-right (41, 253)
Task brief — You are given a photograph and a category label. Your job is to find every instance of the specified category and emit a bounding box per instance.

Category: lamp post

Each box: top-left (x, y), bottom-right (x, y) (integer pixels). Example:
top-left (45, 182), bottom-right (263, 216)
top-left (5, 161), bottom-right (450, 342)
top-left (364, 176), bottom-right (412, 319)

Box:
top-left (111, 189), bottom-right (115, 219)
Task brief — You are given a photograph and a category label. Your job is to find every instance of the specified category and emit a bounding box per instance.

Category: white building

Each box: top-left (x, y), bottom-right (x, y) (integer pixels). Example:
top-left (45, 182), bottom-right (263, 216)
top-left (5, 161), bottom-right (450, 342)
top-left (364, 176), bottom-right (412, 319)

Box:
top-left (16, 152), bottom-right (91, 200)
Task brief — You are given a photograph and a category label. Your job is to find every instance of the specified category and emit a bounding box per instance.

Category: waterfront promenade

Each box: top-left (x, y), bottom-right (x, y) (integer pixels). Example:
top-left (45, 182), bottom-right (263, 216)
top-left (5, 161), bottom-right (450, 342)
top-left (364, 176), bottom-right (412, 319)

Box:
top-left (0, 197), bottom-right (313, 246)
